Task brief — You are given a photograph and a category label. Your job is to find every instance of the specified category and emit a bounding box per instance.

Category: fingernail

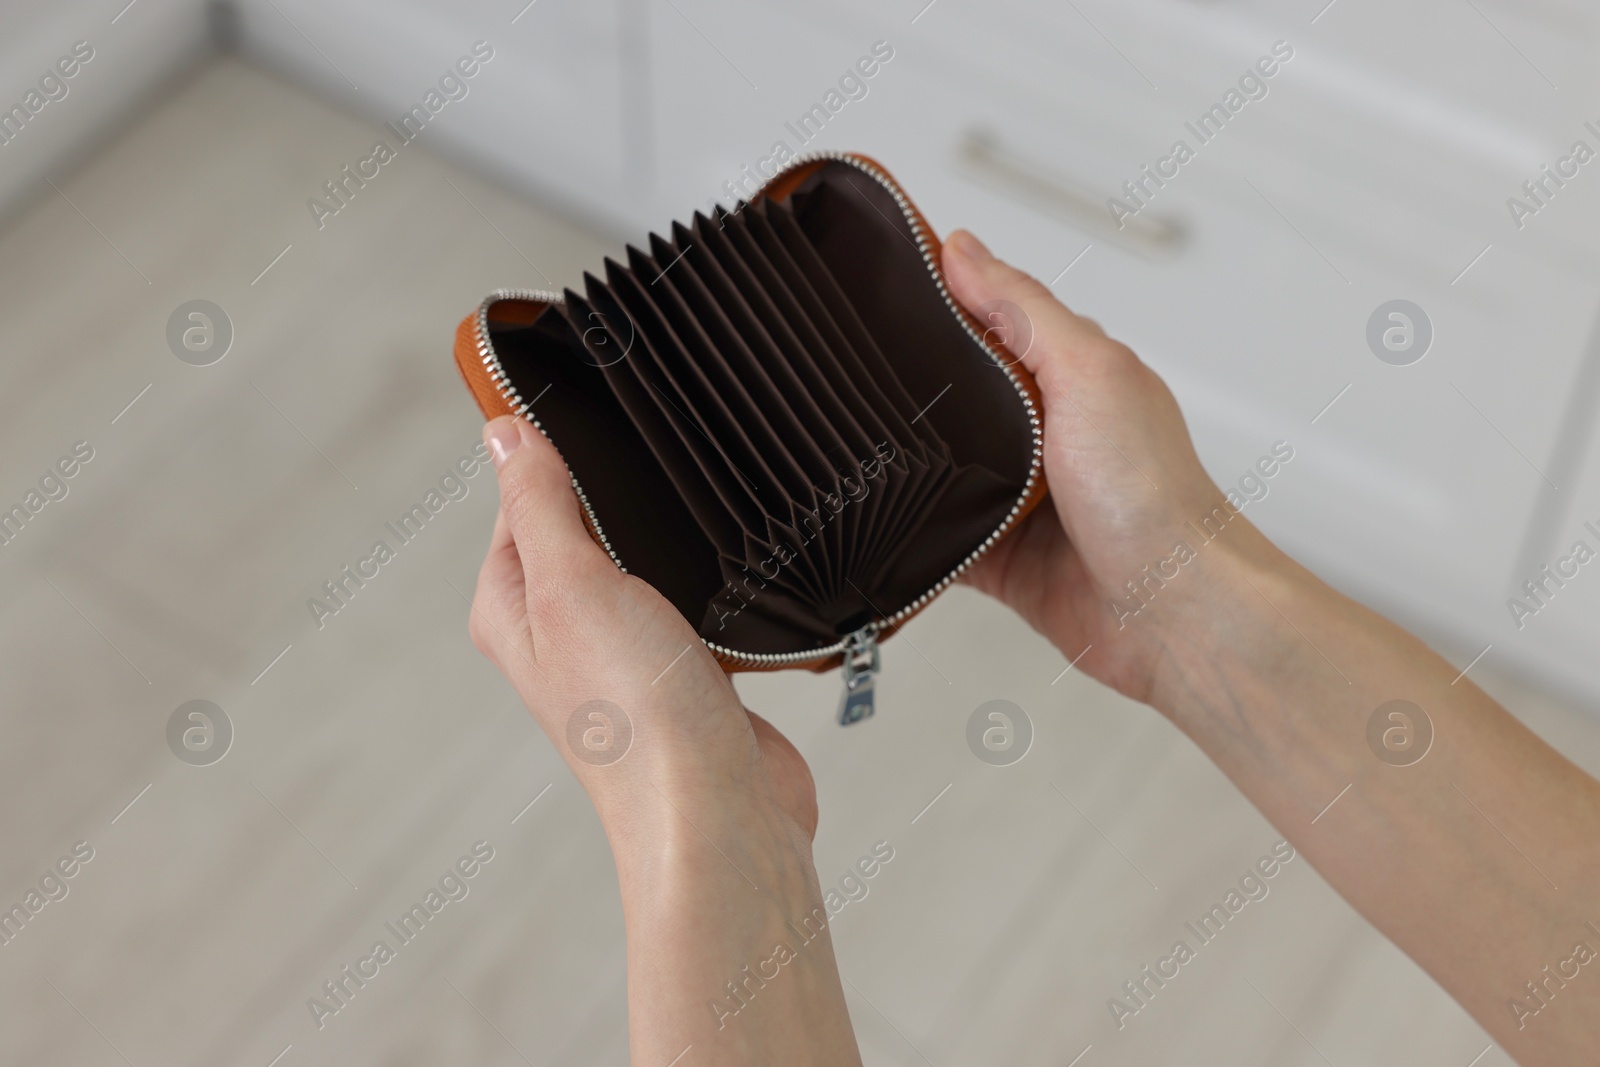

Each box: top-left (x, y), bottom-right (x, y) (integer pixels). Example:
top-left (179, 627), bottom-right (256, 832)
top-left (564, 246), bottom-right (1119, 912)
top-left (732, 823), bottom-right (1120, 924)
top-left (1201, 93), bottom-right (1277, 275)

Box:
top-left (484, 416), bottom-right (521, 469)
top-left (948, 229), bottom-right (993, 262)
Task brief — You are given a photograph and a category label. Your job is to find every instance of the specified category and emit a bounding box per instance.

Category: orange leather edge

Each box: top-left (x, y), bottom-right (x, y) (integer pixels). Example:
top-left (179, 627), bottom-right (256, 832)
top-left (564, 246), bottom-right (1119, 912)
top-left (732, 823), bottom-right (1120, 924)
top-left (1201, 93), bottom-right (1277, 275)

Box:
top-left (453, 153), bottom-right (1050, 675)
top-left (454, 301), bottom-right (618, 564)
top-left (453, 309), bottom-right (519, 421)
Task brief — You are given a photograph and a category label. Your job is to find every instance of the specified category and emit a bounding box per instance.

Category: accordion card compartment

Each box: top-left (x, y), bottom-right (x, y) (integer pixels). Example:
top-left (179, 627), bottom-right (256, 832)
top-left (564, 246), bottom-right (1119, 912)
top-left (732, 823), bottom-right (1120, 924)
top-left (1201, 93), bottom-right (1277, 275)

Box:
top-left (453, 153), bottom-right (1046, 690)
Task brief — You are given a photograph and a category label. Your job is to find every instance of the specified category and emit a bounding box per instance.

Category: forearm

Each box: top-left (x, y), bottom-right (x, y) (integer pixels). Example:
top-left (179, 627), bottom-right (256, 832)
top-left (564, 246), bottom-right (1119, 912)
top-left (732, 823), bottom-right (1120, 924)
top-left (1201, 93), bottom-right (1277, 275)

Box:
top-left (1147, 530), bottom-right (1600, 1061)
top-left (604, 787), bottom-right (863, 1067)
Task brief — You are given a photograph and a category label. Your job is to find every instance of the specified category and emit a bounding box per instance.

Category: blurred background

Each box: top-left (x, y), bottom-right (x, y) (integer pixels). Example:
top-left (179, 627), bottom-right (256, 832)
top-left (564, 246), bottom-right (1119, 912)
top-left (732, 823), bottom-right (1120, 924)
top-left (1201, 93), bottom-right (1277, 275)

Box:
top-left (2, 0), bottom-right (1598, 1063)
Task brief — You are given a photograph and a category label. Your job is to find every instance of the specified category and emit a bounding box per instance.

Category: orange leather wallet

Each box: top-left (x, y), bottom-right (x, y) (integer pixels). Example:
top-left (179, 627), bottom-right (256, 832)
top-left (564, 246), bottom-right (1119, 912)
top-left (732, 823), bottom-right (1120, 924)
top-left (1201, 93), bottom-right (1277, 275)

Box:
top-left (453, 153), bottom-right (1045, 723)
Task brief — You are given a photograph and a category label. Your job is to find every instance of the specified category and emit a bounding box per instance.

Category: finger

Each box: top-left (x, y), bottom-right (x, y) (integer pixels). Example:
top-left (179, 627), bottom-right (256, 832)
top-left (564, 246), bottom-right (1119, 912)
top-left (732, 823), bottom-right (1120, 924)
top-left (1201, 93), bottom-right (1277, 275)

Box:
top-left (941, 229), bottom-right (1118, 389)
top-left (469, 505), bottom-right (535, 668)
top-left (484, 415), bottom-right (615, 611)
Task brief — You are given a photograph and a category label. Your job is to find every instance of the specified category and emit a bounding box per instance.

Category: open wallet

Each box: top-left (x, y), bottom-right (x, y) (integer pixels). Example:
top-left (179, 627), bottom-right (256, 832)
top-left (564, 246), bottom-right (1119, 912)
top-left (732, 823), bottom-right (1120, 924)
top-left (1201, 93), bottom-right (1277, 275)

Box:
top-left (452, 152), bottom-right (1046, 725)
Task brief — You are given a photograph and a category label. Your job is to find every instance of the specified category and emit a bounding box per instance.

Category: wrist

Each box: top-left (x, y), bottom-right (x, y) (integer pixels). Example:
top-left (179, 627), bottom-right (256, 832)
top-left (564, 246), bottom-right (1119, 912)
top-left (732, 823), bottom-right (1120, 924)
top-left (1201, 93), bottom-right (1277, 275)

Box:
top-left (608, 790), bottom-right (860, 1066)
top-left (588, 741), bottom-right (814, 880)
top-left (1142, 522), bottom-right (1310, 727)
top-left (605, 778), bottom-right (822, 934)
top-left (561, 696), bottom-right (775, 828)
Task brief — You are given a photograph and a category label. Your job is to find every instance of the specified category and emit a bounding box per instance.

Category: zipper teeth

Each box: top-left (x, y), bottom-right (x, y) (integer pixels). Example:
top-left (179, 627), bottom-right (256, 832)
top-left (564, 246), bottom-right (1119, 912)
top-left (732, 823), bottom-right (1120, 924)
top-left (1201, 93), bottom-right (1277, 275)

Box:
top-left (473, 150), bottom-right (1046, 667)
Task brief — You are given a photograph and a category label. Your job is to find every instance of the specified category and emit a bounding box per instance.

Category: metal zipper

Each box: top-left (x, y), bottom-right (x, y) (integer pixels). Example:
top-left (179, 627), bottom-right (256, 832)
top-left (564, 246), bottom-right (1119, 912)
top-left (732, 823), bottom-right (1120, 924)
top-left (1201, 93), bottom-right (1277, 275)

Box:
top-left (836, 625), bottom-right (881, 725)
top-left (470, 151), bottom-right (1046, 701)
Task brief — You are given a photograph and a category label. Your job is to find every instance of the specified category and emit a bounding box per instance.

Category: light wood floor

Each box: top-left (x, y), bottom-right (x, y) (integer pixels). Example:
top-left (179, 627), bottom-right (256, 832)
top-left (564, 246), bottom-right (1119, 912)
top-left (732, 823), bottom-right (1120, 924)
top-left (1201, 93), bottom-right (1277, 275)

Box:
top-left (1, 55), bottom-right (1591, 1066)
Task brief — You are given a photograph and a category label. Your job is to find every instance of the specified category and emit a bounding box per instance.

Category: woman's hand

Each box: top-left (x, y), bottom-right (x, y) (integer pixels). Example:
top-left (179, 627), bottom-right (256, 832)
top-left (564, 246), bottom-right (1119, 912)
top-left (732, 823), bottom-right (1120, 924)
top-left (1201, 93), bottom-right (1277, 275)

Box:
top-left (943, 231), bottom-right (1600, 1063)
top-left (941, 229), bottom-right (1282, 703)
top-left (469, 414), bottom-right (861, 1067)
top-left (469, 414), bottom-right (818, 840)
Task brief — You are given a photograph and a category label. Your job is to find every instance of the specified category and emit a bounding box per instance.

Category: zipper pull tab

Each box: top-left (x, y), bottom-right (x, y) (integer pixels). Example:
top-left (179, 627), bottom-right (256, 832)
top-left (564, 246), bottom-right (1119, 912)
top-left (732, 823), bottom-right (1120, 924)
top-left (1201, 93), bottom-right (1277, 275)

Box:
top-left (837, 626), bottom-right (880, 726)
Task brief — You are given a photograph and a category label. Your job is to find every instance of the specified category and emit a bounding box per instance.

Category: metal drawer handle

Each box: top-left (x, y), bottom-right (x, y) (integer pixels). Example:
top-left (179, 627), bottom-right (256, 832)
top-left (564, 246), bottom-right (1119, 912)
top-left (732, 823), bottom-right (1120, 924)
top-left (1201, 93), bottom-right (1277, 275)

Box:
top-left (956, 129), bottom-right (1184, 257)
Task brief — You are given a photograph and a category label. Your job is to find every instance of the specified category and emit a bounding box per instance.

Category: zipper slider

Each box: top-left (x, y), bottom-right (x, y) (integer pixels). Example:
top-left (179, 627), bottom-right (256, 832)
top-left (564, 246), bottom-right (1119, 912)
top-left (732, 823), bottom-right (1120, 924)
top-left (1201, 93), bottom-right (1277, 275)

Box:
top-left (836, 626), bottom-right (880, 726)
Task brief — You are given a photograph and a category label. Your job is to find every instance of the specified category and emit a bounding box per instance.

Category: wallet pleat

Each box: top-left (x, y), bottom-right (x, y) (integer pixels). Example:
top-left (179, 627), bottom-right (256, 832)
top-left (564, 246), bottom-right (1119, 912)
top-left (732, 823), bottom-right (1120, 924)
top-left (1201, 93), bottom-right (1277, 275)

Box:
top-left (594, 261), bottom-right (790, 510)
top-left (740, 201), bottom-right (902, 452)
top-left (638, 235), bottom-right (817, 505)
top-left (605, 250), bottom-right (834, 602)
top-left (738, 203), bottom-right (913, 577)
top-left (659, 223), bottom-right (854, 598)
top-left (750, 198), bottom-right (962, 584)
top-left (563, 289), bottom-right (754, 556)
top-left (655, 227), bottom-right (829, 482)
top-left (759, 199), bottom-right (936, 450)
top-left (712, 206), bottom-right (893, 578)
top-left (691, 211), bottom-right (880, 599)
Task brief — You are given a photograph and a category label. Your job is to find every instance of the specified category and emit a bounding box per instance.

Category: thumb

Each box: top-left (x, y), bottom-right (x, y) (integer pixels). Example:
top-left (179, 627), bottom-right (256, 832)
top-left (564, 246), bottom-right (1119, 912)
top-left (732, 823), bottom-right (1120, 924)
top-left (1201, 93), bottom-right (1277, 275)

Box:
top-left (484, 414), bottom-right (614, 603)
top-left (941, 229), bottom-right (1110, 390)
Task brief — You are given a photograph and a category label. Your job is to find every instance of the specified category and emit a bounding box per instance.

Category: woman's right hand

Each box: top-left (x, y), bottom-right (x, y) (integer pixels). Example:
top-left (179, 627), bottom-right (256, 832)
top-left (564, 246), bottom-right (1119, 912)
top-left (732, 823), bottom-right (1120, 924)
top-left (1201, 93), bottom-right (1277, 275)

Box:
top-left (940, 229), bottom-right (1283, 704)
top-left (945, 230), bottom-right (1600, 1065)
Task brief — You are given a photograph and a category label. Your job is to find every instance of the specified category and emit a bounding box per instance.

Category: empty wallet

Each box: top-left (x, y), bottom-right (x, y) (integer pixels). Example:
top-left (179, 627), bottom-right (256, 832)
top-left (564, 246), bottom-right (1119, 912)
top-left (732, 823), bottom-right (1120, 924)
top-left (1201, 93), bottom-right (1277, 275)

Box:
top-left (452, 153), bottom-right (1046, 724)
